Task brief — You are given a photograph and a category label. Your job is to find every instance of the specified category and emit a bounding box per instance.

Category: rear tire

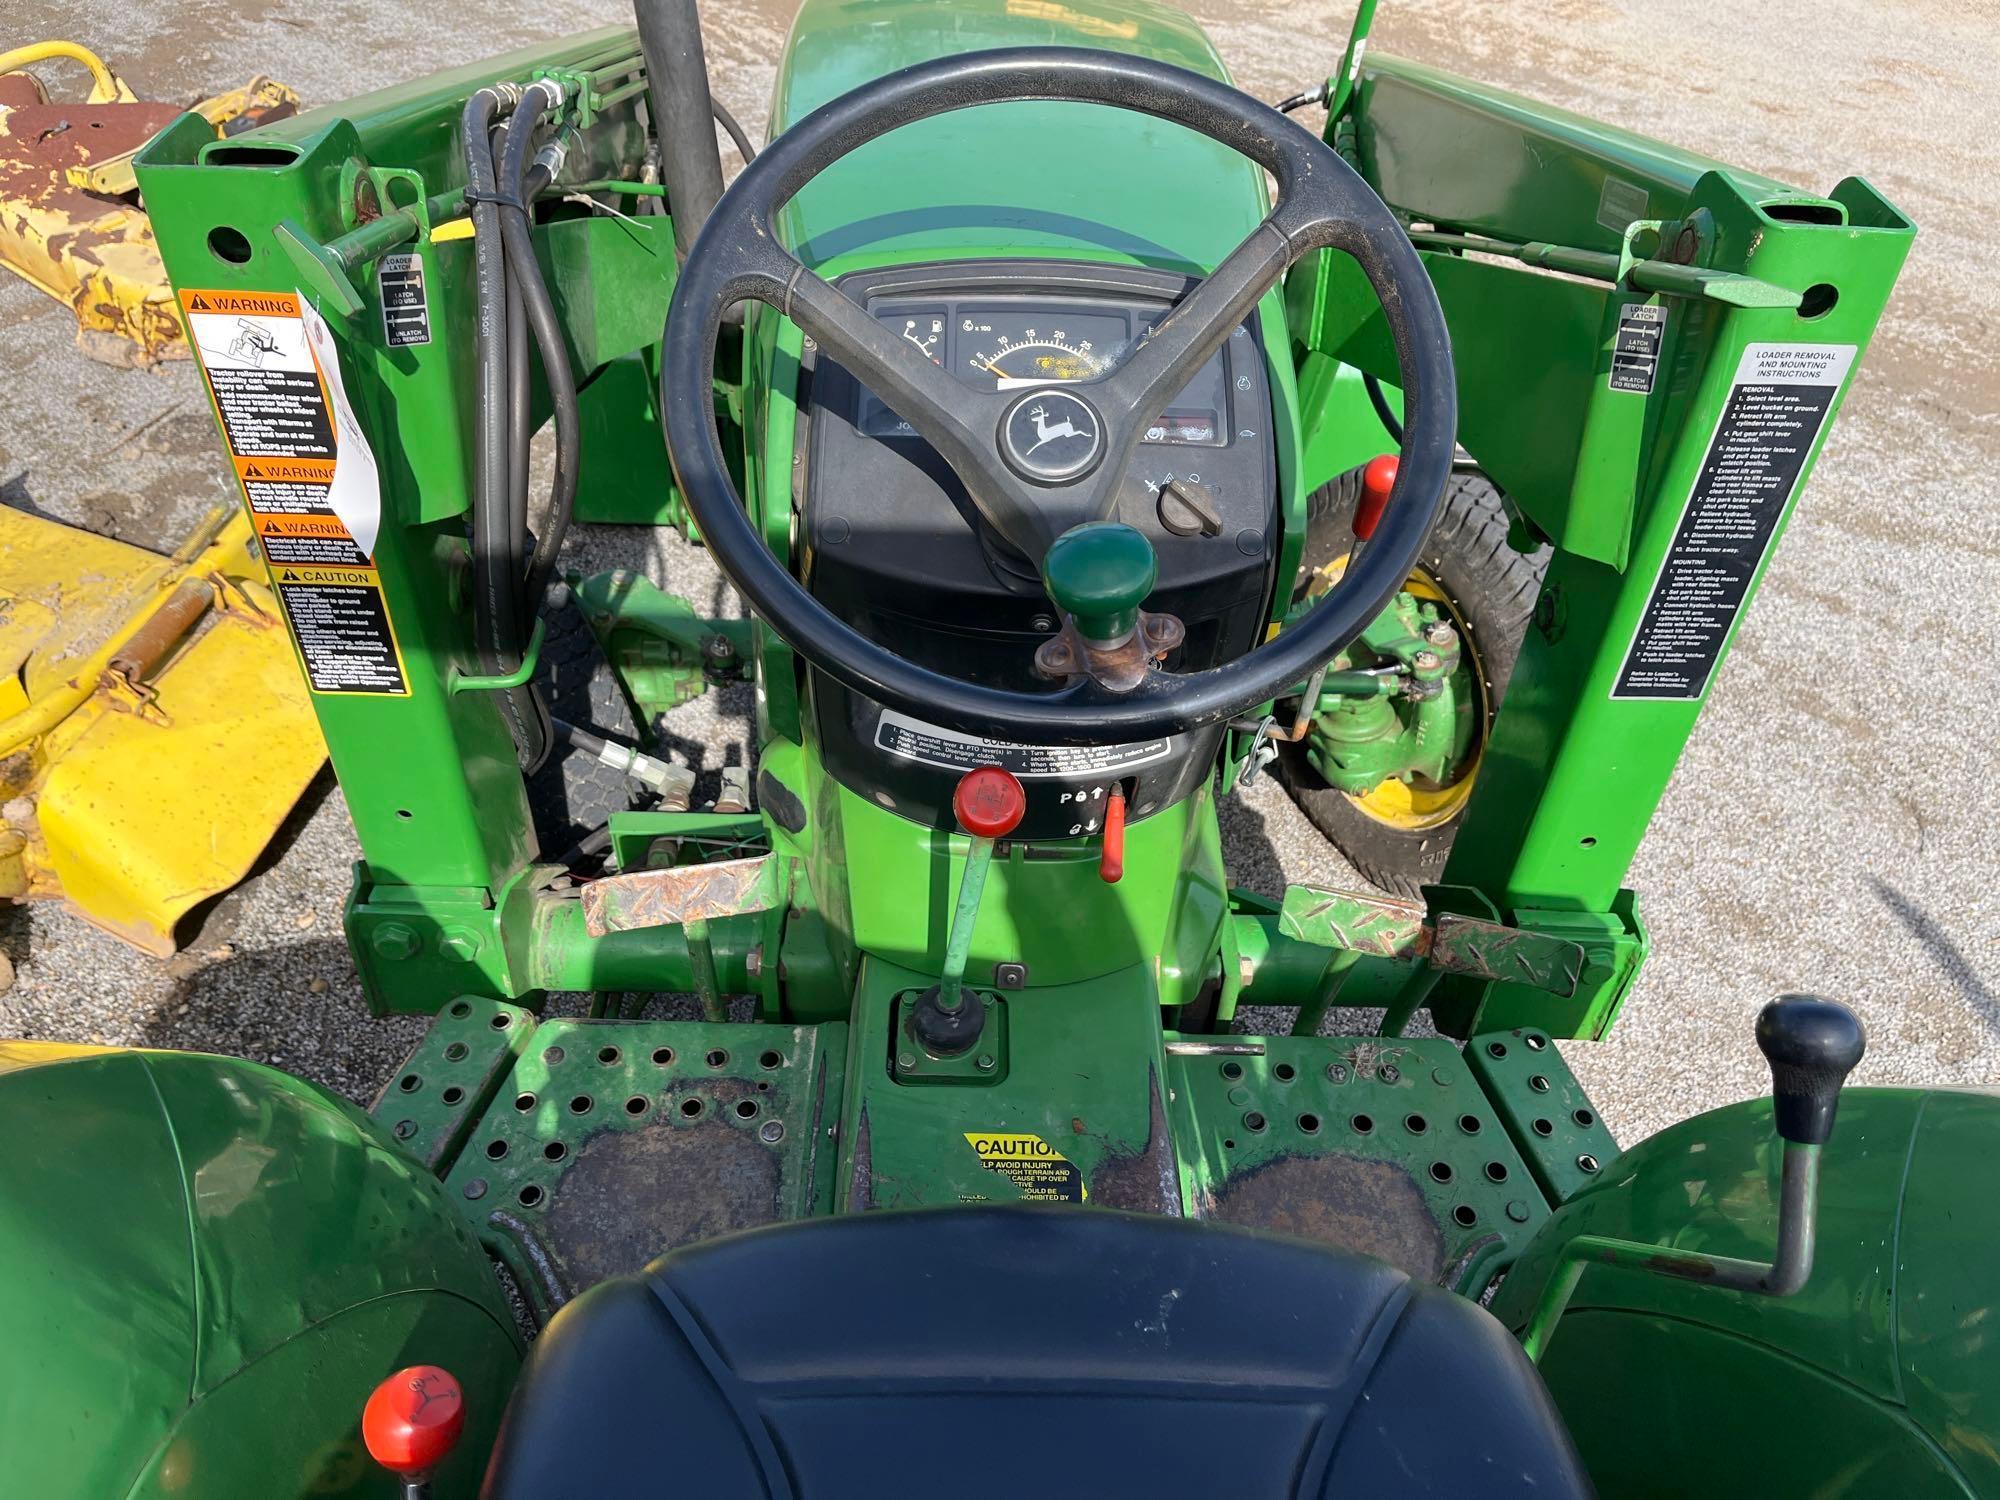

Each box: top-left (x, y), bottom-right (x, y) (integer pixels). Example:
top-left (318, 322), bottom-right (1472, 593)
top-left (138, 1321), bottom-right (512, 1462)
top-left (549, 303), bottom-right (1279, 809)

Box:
top-left (1281, 469), bottom-right (1546, 897)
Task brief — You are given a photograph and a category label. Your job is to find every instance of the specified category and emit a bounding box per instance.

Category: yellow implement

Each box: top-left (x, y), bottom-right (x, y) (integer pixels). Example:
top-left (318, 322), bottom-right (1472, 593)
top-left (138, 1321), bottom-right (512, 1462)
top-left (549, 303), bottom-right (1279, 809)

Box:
top-left (0, 41), bottom-right (297, 364)
top-left (0, 506), bottom-right (325, 954)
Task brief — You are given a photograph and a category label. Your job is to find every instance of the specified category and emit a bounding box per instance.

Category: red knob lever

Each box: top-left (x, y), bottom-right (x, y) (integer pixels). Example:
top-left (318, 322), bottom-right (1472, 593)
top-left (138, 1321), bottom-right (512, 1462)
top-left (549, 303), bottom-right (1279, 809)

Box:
top-left (364, 1365), bottom-right (464, 1486)
top-left (1354, 454), bottom-right (1398, 541)
top-left (954, 765), bottom-right (1026, 839)
top-left (1100, 788), bottom-right (1126, 884)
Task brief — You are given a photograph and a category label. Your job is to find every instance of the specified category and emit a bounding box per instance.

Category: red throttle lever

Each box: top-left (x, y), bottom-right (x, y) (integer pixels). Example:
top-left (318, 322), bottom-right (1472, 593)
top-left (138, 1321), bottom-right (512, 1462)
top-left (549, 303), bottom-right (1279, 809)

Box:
top-left (1100, 787), bottom-right (1126, 884)
top-left (364, 1365), bottom-right (465, 1500)
top-left (1353, 453), bottom-right (1398, 542)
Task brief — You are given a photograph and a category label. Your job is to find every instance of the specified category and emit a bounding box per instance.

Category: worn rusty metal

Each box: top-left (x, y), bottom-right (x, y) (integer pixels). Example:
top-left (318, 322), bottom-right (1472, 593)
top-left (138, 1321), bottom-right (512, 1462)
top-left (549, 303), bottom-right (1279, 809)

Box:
top-left (1278, 883), bottom-right (1585, 997)
top-left (1280, 883), bottom-right (1429, 959)
top-left (580, 852), bottom-right (779, 937)
top-left (1086, 1068), bottom-right (1184, 1213)
top-left (0, 50), bottom-right (296, 362)
top-left (541, 1081), bottom-right (785, 1291)
top-left (1033, 608), bottom-right (1184, 692)
top-left (1431, 912), bottom-right (1584, 996)
top-left (1199, 1153), bottom-right (1447, 1282)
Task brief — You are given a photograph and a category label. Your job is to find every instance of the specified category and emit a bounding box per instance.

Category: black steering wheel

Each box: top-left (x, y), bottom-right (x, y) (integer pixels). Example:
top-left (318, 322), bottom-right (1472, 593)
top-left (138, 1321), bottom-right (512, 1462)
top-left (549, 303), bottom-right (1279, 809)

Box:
top-left (661, 46), bottom-right (1456, 745)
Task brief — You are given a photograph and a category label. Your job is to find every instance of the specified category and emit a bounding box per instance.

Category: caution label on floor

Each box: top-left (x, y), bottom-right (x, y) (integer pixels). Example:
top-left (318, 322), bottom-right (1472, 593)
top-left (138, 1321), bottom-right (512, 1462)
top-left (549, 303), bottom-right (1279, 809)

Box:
top-left (964, 1131), bottom-right (1087, 1202)
top-left (183, 288), bottom-right (405, 695)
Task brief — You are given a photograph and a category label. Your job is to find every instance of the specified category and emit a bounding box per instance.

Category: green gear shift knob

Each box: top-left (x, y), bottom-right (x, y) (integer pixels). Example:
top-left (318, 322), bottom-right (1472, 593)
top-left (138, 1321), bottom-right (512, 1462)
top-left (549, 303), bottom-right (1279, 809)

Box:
top-left (1041, 523), bottom-right (1157, 644)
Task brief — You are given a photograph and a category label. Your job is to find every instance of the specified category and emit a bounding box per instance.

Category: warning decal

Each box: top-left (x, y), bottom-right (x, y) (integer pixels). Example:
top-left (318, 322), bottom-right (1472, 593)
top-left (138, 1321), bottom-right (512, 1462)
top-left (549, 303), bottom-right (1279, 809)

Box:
top-left (878, 710), bottom-right (1170, 780)
top-left (1613, 342), bottom-right (1856, 701)
top-left (964, 1132), bottom-right (1087, 1202)
top-left (182, 288), bottom-right (406, 695)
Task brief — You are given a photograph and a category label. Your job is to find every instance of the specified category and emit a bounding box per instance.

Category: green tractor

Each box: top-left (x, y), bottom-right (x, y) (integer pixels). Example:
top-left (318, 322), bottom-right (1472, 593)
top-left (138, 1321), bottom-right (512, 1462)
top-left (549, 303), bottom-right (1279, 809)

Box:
top-left (7, 0), bottom-right (1983, 1495)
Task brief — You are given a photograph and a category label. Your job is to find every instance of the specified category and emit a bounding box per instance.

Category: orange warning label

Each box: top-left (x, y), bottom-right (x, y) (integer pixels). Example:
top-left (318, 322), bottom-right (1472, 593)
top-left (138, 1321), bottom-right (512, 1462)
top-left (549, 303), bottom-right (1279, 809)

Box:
top-left (182, 287), bottom-right (402, 694)
top-left (236, 456), bottom-right (336, 484)
top-left (180, 289), bottom-right (301, 318)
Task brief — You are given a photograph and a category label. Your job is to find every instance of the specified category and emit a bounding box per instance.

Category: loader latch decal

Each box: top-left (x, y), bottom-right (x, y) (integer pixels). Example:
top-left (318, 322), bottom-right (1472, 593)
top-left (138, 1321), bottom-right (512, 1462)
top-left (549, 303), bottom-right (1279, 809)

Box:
top-left (182, 288), bottom-right (408, 696)
top-left (964, 1131), bottom-right (1087, 1202)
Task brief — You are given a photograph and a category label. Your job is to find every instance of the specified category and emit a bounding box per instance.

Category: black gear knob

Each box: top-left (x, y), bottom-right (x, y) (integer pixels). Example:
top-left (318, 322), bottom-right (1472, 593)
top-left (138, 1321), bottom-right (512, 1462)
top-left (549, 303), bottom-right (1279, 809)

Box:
top-left (1756, 994), bottom-right (1866, 1146)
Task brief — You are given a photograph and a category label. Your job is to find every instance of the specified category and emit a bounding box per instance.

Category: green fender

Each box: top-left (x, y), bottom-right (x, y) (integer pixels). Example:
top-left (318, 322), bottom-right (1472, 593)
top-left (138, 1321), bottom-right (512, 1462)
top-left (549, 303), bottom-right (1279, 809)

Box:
top-left (1491, 1087), bottom-right (2000, 1497)
top-left (0, 1043), bottom-right (521, 1498)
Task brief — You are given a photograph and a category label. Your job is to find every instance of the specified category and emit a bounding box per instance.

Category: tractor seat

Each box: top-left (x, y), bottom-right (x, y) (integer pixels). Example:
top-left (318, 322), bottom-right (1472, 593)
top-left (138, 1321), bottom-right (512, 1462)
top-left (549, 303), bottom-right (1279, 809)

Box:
top-left (482, 1207), bottom-right (1589, 1498)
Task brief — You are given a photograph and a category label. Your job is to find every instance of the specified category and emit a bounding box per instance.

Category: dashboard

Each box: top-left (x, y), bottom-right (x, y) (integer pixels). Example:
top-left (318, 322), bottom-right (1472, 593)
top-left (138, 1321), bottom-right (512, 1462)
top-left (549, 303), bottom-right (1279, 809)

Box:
top-left (799, 261), bottom-right (1281, 838)
top-left (859, 298), bottom-right (1236, 448)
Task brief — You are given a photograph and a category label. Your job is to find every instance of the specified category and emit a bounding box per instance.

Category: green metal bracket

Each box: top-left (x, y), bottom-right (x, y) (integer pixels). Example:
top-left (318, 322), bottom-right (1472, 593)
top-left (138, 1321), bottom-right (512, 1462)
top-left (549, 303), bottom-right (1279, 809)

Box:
top-left (448, 620), bottom-right (547, 695)
top-left (573, 569), bottom-right (751, 721)
top-left (605, 810), bottom-right (768, 873)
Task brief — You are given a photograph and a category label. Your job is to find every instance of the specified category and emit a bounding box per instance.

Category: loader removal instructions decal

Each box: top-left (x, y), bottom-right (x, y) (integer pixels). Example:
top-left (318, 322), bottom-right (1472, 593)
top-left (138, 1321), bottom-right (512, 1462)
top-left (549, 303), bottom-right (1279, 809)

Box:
top-left (182, 288), bottom-right (408, 695)
top-left (1612, 341), bottom-right (1855, 701)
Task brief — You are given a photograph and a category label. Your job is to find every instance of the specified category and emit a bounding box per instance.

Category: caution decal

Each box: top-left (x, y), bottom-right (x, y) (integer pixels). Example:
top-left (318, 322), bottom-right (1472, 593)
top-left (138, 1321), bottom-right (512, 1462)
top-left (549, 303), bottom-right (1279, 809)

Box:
top-left (964, 1131), bottom-right (1087, 1202)
top-left (182, 288), bottom-right (406, 696)
top-left (270, 565), bottom-right (408, 695)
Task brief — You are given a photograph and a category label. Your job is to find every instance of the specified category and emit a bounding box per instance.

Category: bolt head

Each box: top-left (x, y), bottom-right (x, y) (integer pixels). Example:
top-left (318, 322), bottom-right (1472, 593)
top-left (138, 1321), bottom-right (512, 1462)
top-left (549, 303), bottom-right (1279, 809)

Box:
top-left (373, 922), bottom-right (421, 961)
top-left (1412, 650), bottom-right (1441, 672)
top-left (975, 1053), bottom-right (996, 1071)
top-left (758, 1120), bottom-right (785, 1144)
top-left (745, 946), bottom-right (764, 978)
top-left (896, 1052), bottom-right (916, 1071)
top-left (437, 928), bottom-right (481, 963)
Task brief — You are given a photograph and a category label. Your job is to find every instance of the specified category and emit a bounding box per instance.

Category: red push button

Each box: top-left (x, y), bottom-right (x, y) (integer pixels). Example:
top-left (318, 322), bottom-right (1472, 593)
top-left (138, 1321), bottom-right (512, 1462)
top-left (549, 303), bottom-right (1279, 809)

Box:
top-left (1354, 453), bottom-right (1398, 541)
top-left (363, 1365), bottom-right (465, 1478)
top-left (953, 766), bottom-right (1026, 839)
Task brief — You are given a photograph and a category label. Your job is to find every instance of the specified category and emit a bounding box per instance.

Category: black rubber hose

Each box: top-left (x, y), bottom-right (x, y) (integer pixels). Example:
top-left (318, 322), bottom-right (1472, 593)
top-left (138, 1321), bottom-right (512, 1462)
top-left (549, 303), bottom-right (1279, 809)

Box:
top-left (633, 0), bottom-right (725, 258)
top-left (1275, 83), bottom-right (1328, 114)
top-left (551, 716), bottom-right (612, 759)
top-left (713, 97), bottom-right (755, 163)
top-left (496, 94), bottom-right (578, 611)
top-left (554, 821), bottom-right (615, 869)
top-left (462, 88), bottom-right (549, 770)
top-left (1364, 370), bottom-right (1404, 446)
top-left (505, 269), bottom-right (530, 553)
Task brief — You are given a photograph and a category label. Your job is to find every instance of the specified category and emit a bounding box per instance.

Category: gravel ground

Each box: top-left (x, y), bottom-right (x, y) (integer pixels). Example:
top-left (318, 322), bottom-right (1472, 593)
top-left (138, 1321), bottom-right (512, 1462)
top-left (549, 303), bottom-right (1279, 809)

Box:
top-left (2, 0), bottom-right (1996, 1143)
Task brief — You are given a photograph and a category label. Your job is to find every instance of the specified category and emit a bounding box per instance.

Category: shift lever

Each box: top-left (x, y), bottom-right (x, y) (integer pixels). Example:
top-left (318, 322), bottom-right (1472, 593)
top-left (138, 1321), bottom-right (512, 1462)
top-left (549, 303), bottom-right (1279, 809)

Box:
top-left (1519, 994), bottom-right (1865, 1362)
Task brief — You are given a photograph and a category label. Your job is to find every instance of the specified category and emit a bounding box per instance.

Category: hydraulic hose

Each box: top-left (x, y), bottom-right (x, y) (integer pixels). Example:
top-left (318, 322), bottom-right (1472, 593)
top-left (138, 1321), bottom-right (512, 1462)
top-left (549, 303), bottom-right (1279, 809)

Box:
top-left (633, 0), bottom-right (725, 257)
top-left (712, 97), bottom-right (755, 163)
top-left (1364, 370), bottom-right (1404, 446)
top-left (463, 84), bottom-right (551, 771)
top-left (497, 95), bottom-right (580, 612)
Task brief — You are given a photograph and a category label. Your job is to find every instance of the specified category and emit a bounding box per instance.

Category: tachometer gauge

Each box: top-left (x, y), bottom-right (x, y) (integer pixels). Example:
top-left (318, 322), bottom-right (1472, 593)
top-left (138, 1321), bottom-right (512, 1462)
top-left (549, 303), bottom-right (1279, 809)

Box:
top-left (960, 310), bottom-right (1128, 390)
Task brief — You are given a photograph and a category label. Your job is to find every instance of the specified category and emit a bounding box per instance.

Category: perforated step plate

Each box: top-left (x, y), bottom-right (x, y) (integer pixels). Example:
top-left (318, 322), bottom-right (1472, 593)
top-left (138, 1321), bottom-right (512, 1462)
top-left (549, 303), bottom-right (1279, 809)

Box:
top-left (1167, 1035), bottom-right (1556, 1293)
top-left (1465, 1026), bottom-right (1621, 1204)
top-left (383, 1007), bottom-right (846, 1315)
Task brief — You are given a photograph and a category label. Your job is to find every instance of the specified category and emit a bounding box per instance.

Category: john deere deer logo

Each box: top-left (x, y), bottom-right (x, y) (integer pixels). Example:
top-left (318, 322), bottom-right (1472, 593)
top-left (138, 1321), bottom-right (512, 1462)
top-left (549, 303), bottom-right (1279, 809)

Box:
top-left (1026, 400), bottom-right (1090, 455)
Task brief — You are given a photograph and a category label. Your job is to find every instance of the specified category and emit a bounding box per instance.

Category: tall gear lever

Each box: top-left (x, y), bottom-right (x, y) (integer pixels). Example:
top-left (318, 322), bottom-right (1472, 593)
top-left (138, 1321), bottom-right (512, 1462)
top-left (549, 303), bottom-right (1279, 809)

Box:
top-left (910, 767), bottom-right (1026, 1057)
top-left (1519, 994), bottom-right (1867, 1362)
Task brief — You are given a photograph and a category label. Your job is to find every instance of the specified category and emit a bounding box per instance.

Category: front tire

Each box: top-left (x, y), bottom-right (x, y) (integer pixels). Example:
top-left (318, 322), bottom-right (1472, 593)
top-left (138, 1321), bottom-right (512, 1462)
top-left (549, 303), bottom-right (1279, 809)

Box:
top-left (1281, 469), bottom-right (1547, 897)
